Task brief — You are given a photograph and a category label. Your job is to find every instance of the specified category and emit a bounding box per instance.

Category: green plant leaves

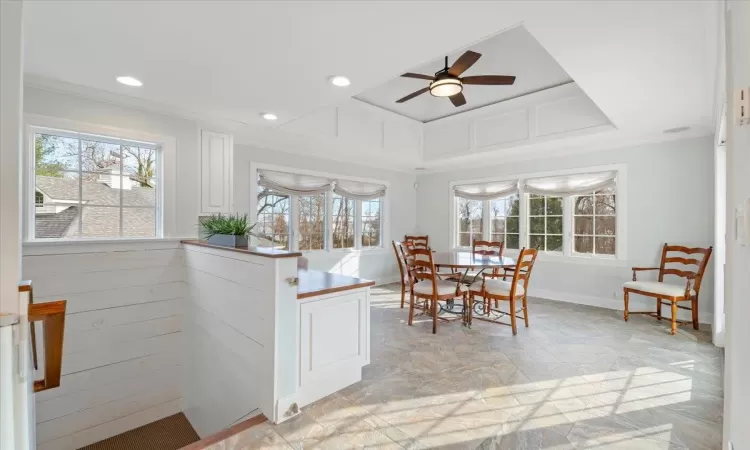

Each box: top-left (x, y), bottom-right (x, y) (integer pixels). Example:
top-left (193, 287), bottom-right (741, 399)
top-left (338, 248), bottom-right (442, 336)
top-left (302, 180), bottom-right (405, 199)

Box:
top-left (199, 213), bottom-right (255, 238)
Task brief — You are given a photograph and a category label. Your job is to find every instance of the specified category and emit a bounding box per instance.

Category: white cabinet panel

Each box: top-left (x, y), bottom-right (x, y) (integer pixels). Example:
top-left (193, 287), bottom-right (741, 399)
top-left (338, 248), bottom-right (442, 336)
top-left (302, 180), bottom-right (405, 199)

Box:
top-left (200, 130), bottom-right (233, 214)
top-left (297, 290), bottom-right (369, 406)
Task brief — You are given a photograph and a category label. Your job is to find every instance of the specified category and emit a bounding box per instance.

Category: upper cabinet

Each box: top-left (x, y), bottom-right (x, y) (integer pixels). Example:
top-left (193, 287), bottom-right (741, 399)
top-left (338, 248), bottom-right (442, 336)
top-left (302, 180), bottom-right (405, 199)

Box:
top-left (200, 130), bottom-right (233, 214)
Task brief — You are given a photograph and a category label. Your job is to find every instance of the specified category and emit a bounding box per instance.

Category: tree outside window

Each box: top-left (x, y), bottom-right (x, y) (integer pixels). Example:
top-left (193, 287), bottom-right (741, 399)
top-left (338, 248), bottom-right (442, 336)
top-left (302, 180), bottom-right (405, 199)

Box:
top-left (361, 198), bottom-right (381, 248)
top-left (332, 194), bottom-right (355, 249)
top-left (490, 194), bottom-right (520, 249)
top-left (528, 195), bottom-right (563, 251)
top-left (573, 187), bottom-right (616, 255)
top-left (457, 198), bottom-right (483, 247)
top-left (298, 194), bottom-right (326, 250)
top-left (256, 188), bottom-right (290, 249)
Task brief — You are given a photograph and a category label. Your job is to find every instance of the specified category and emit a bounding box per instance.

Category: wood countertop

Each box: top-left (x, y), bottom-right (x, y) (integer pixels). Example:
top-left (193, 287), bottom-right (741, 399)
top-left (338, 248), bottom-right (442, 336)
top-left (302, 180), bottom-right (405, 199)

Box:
top-left (181, 240), bottom-right (302, 258)
top-left (297, 269), bottom-right (375, 299)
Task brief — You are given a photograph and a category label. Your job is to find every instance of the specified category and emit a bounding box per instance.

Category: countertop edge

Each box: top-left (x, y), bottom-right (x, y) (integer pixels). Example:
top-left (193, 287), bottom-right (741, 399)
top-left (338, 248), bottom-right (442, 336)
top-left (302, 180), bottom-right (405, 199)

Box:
top-left (181, 240), bottom-right (303, 258)
top-left (297, 279), bottom-right (376, 299)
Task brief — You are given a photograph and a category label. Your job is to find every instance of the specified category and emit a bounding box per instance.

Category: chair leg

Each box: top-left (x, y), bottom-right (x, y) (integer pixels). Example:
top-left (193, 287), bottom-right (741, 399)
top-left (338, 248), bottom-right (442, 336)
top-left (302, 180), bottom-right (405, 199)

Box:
top-left (400, 283), bottom-right (406, 309)
top-left (522, 295), bottom-right (529, 328)
top-left (692, 296), bottom-right (699, 330)
top-left (407, 293), bottom-right (415, 326)
top-left (671, 301), bottom-right (678, 335)
top-left (656, 297), bottom-right (662, 320)
top-left (623, 290), bottom-right (629, 321)
top-left (468, 294), bottom-right (474, 327)
top-left (432, 299), bottom-right (438, 334)
top-left (510, 298), bottom-right (517, 335)
top-left (495, 300), bottom-right (499, 308)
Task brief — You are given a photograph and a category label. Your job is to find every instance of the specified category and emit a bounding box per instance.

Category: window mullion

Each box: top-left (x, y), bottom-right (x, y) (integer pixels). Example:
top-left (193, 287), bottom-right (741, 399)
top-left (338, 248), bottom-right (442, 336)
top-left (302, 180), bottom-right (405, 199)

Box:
top-left (562, 196), bottom-right (570, 257)
top-left (483, 199), bottom-right (491, 241)
top-left (290, 195), bottom-right (300, 252)
top-left (354, 200), bottom-right (362, 250)
top-left (325, 191), bottom-right (333, 251)
top-left (520, 189), bottom-right (527, 249)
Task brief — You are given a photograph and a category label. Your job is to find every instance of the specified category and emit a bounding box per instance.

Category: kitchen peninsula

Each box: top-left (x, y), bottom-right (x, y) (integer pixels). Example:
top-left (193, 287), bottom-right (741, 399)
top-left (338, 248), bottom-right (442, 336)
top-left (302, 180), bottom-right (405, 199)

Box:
top-left (180, 240), bottom-right (373, 438)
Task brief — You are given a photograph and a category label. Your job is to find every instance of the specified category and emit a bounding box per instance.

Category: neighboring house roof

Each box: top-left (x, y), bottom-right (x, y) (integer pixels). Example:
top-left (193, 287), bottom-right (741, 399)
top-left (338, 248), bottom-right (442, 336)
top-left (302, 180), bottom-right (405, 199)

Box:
top-left (35, 175), bottom-right (155, 206)
top-left (35, 206), bottom-right (78, 239)
top-left (35, 176), bottom-right (156, 238)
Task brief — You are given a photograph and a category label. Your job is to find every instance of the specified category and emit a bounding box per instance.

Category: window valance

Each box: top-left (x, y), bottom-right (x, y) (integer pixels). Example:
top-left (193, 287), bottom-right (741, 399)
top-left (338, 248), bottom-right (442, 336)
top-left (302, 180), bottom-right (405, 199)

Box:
top-left (523, 171), bottom-right (616, 197)
top-left (453, 180), bottom-right (518, 201)
top-left (258, 169), bottom-right (333, 196)
top-left (333, 179), bottom-right (387, 200)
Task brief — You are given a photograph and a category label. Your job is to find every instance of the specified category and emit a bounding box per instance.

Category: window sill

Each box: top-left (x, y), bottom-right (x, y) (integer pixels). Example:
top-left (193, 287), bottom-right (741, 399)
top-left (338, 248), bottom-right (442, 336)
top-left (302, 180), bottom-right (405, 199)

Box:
top-left (23, 237), bottom-right (189, 247)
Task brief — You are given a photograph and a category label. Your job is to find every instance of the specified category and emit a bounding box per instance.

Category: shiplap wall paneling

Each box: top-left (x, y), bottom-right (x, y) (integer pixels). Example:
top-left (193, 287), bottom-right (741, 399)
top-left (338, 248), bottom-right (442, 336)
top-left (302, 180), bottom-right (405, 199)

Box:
top-left (22, 242), bottom-right (185, 450)
top-left (182, 244), bottom-right (277, 438)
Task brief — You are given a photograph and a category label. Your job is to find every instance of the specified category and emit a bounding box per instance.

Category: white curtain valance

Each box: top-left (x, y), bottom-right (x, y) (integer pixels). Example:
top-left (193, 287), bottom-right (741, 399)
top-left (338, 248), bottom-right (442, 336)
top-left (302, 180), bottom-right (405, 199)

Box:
top-left (258, 169), bottom-right (333, 196)
top-left (454, 180), bottom-right (519, 201)
top-left (333, 179), bottom-right (386, 200)
top-left (524, 171), bottom-right (616, 197)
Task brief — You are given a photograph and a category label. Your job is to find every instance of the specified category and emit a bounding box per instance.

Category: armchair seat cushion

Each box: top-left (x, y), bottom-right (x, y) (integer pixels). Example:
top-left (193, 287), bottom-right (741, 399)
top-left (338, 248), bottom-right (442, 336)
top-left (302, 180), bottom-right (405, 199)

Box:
top-left (413, 280), bottom-right (460, 296)
top-left (623, 280), bottom-right (695, 297)
top-left (469, 279), bottom-right (525, 296)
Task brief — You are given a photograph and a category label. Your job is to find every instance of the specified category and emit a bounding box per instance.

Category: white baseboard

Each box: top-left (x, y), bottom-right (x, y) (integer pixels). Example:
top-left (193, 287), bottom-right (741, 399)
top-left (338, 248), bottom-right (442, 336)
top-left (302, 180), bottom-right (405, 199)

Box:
top-left (530, 288), bottom-right (714, 325)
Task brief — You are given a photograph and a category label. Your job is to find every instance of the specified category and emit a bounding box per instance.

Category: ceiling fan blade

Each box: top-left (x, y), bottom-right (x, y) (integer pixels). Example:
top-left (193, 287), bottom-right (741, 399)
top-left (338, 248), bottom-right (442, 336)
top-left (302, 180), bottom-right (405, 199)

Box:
top-left (448, 50), bottom-right (481, 77)
top-left (449, 92), bottom-right (466, 107)
top-left (401, 73), bottom-right (435, 80)
top-left (462, 75), bottom-right (516, 85)
top-left (396, 87), bottom-right (430, 103)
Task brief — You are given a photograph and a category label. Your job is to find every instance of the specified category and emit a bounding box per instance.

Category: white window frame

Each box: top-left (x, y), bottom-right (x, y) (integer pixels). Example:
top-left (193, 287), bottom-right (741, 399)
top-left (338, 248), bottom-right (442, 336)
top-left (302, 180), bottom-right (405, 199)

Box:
top-left (23, 115), bottom-right (177, 242)
top-left (449, 164), bottom-right (627, 264)
top-left (249, 162), bottom-right (389, 254)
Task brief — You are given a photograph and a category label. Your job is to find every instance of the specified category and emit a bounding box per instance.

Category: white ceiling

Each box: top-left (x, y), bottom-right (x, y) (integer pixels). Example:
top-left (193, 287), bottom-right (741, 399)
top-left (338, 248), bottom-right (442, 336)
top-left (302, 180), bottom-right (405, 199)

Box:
top-left (355, 25), bottom-right (573, 122)
top-left (23, 1), bottom-right (719, 164)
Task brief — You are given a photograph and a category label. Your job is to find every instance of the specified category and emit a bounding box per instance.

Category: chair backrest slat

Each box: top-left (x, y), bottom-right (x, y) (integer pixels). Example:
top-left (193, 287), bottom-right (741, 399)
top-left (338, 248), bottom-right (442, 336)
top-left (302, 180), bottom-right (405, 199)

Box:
top-left (509, 247), bottom-right (538, 296)
top-left (657, 243), bottom-right (712, 293)
top-left (404, 235), bottom-right (429, 249)
top-left (391, 241), bottom-right (406, 280)
top-left (472, 239), bottom-right (504, 256)
top-left (404, 246), bottom-right (438, 293)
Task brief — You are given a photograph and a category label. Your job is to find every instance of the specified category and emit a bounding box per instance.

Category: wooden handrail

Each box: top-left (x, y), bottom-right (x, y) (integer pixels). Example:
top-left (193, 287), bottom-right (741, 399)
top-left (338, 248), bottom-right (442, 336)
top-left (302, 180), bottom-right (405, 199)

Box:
top-left (22, 281), bottom-right (66, 393)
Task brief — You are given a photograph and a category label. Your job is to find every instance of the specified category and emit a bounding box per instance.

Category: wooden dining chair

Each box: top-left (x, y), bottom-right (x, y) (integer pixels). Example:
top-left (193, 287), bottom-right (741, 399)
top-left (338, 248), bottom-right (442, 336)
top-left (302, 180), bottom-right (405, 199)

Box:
top-left (465, 239), bottom-right (505, 286)
top-left (405, 247), bottom-right (467, 334)
top-left (467, 247), bottom-right (538, 335)
top-left (391, 241), bottom-right (411, 309)
top-left (622, 244), bottom-right (712, 335)
top-left (404, 235), bottom-right (429, 249)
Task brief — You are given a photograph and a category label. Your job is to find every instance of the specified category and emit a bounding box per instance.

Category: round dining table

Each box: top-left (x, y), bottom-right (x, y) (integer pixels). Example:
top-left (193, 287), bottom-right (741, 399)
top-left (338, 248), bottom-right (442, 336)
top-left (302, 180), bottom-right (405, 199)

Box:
top-left (432, 251), bottom-right (516, 314)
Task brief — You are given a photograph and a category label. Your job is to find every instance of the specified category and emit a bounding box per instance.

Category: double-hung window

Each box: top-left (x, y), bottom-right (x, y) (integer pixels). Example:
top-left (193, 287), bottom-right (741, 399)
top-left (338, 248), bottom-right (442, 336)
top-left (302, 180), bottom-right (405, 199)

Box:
top-left (255, 169), bottom-right (386, 252)
top-left (29, 127), bottom-right (161, 240)
top-left (453, 170), bottom-right (620, 259)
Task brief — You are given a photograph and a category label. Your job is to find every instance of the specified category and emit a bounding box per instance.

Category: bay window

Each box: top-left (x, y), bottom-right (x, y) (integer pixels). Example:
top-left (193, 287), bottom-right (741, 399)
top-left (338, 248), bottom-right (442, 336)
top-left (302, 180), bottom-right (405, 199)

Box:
top-left (452, 169), bottom-right (621, 259)
top-left (255, 168), bottom-right (386, 252)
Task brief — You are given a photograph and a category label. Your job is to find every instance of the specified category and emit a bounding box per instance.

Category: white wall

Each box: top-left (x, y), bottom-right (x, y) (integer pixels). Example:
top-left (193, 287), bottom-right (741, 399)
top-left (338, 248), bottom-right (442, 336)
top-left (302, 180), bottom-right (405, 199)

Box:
top-left (416, 136), bottom-right (715, 321)
top-left (23, 86), bottom-right (200, 238)
top-left (724, 1), bottom-right (750, 448)
top-left (22, 241), bottom-right (185, 450)
top-left (234, 144), bottom-right (417, 284)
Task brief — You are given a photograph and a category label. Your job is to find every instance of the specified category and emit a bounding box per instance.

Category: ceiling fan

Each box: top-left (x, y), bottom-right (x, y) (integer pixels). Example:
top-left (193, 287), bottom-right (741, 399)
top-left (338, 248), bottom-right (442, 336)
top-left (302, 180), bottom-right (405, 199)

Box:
top-left (396, 50), bottom-right (515, 107)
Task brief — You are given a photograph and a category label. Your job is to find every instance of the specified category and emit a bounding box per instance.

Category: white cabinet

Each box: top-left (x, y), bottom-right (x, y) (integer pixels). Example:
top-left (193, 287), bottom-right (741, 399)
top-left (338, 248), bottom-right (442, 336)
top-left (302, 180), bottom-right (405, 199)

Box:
top-left (200, 130), bottom-right (233, 214)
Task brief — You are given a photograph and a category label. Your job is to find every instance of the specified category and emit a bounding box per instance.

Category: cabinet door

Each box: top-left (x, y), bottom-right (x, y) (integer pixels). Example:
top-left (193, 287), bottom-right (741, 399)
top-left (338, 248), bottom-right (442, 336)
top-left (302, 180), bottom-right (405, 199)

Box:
top-left (200, 130), bottom-right (233, 214)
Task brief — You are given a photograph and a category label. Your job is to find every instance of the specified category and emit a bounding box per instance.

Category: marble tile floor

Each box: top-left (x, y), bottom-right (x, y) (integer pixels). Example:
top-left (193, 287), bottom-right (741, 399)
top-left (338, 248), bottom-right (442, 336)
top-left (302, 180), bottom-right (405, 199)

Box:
top-left (206, 284), bottom-right (724, 450)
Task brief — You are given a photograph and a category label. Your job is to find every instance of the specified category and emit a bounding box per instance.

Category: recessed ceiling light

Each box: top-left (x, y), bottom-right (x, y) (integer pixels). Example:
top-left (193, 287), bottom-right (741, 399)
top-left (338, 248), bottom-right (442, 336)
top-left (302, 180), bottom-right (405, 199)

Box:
top-left (330, 76), bottom-right (351, 87)
top-left (262, 113), bottom-right (278, 121)
top-left (116, 76), bottom-right (143, 87)
top-left (663, 126), bottom-right (690, 134)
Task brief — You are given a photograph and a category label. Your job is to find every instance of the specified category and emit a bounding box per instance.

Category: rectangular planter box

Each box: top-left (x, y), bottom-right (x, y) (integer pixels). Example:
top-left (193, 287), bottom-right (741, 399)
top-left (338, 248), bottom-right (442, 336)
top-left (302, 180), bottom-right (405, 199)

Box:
top-left (207, 234), bottom-right (248, 247)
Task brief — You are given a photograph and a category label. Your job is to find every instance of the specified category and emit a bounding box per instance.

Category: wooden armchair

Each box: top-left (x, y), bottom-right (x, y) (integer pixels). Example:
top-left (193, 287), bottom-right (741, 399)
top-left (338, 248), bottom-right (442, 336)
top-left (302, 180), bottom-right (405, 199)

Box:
top-left (405, 247), bottom-right (467, 334)
top-left (467, 248), bottom-right (537, 335)
top-left (391, 241), bottom-right (411, 308)
top-left (622, 244), bottom-right (712, 335)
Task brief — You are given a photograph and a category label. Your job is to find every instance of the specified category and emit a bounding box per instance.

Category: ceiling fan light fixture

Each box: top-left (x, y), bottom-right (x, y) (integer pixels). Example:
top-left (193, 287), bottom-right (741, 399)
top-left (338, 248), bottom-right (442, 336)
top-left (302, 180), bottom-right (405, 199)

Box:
top-left (429, 78), bottom-right (462, 97)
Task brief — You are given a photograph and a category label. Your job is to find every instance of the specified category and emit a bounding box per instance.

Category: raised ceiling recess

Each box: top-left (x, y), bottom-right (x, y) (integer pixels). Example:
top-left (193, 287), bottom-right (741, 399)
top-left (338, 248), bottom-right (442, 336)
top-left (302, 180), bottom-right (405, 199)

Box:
top-left (355, 26), bottom-right (573, 123)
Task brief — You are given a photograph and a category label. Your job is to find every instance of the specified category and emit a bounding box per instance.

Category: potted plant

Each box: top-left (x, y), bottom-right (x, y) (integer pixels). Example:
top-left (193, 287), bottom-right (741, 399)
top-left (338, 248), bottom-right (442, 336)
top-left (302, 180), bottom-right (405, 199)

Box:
top-left (199, 213), bottom-right (255, 247)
